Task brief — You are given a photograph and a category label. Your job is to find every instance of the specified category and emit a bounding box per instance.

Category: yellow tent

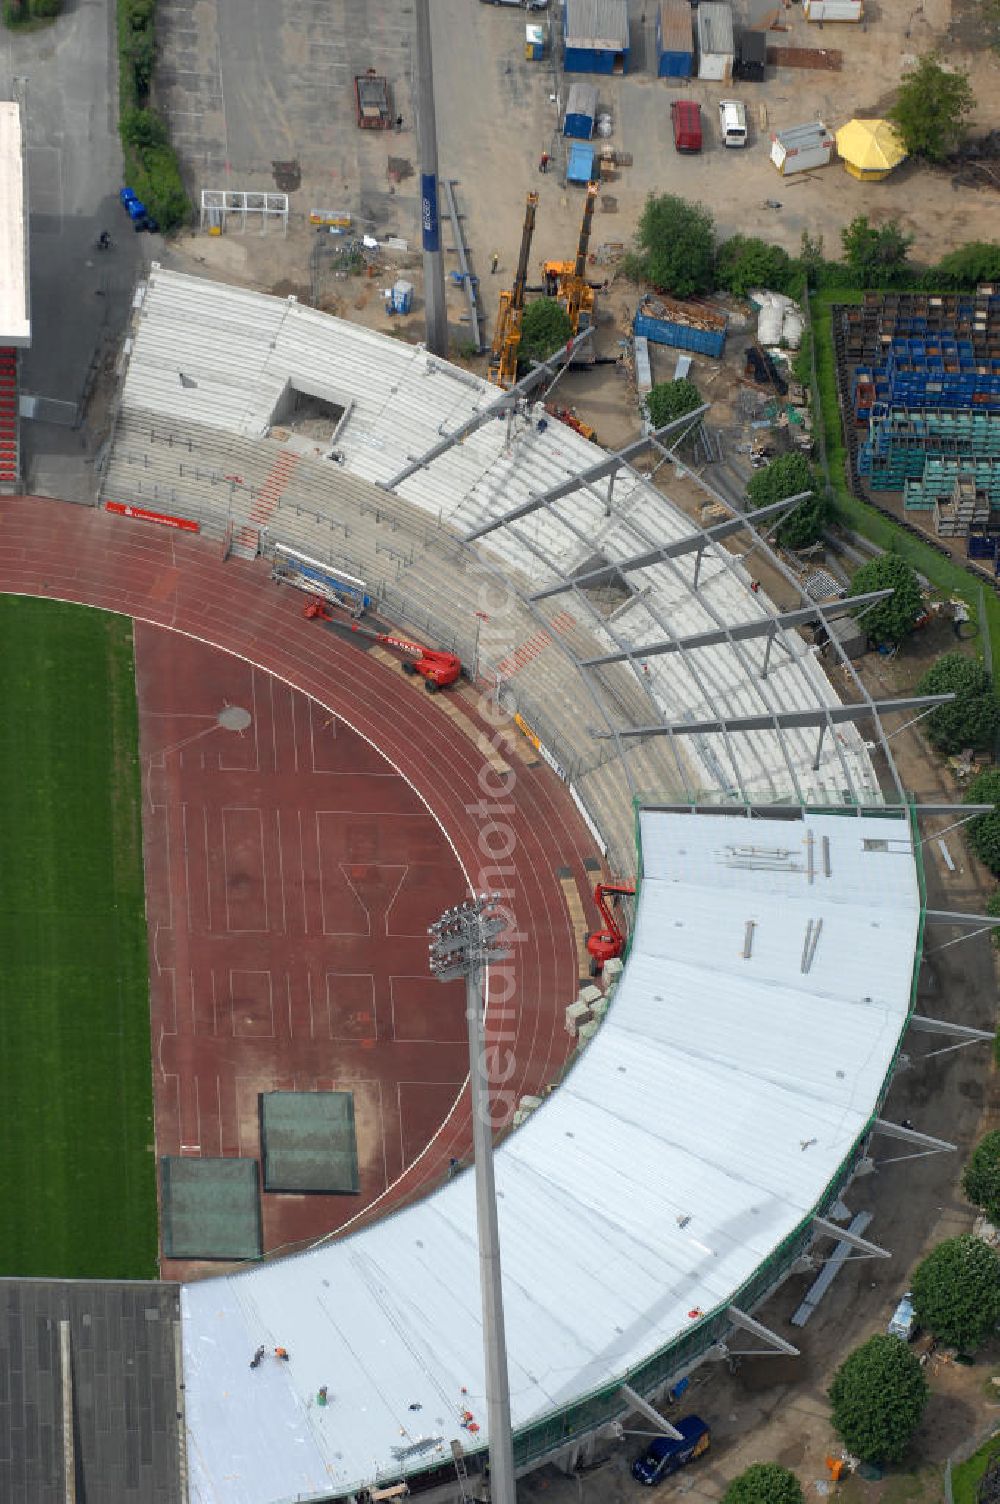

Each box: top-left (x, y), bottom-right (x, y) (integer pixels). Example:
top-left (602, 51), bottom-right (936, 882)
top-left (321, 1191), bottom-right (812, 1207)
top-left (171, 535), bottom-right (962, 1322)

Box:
top-left (835, 119), bottom-right (907, 180)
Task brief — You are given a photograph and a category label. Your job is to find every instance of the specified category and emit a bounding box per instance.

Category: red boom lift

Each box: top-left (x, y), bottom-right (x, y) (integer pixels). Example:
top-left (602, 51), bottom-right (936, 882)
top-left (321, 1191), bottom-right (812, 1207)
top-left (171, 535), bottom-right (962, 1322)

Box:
top-left (303, 597), bottom-right (461, 692)
top-left (586, 880), bottom-right (636, 974)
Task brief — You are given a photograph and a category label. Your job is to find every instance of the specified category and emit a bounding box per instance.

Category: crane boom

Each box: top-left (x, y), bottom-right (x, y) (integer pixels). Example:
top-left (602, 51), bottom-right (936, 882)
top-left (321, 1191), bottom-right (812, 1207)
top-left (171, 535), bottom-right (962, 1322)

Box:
top-left (488, 192), bottom-right (540, 389)
top-left (565, 182), bottom-right (599, 334)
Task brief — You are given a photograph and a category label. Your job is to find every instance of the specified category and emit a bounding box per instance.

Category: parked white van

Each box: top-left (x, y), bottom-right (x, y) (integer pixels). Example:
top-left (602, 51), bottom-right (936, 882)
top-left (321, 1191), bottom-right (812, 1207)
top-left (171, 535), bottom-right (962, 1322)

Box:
top-left (718, 99), bottom-right (748, 148)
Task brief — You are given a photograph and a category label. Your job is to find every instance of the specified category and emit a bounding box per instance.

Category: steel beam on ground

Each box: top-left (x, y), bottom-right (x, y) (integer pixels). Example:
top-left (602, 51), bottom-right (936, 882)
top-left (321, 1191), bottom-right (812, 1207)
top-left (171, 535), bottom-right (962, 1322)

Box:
top-left (579, 590), bottom-right (893, 668)
top-left (463, 408), bottom-right (710, 542)
top-left (791, 1213), bottom-right (873, 1326)
top-left (618, 1385), bottom-right (685, 1443)
top-left (380, 328), bottom-right (594, 491)
top-left (591, 696), bottom-right (954, 740)
top-left (529, 494), bottom-right (803, 603)
top-left (414, 0), bottom-right (448, 356)
top-left (443, 179), bottom-right (482, 354)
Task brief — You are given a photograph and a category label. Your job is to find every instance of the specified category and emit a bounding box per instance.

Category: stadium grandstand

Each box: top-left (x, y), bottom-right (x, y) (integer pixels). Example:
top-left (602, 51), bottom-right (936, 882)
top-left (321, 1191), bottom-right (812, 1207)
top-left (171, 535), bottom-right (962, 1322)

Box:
top-left (87, 266), bottom-right (942, 1504)
top-left (0, 98), bottom-right (30, 491)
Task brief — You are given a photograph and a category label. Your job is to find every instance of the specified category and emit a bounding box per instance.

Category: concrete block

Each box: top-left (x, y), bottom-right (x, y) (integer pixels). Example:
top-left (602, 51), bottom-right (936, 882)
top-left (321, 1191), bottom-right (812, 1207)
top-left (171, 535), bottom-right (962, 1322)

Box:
top-left (580, 984), bottom-right (603, 1005)
top-left (565, 999), bottom-right (593, 1035)
top-left (603, 957), bottom-right (624, 981)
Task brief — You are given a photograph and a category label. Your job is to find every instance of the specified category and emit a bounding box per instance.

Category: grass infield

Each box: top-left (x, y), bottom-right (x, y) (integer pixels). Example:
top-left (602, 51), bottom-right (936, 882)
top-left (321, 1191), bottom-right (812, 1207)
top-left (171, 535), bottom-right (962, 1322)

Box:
top-left (0, 596), bottom-right (156, 1278)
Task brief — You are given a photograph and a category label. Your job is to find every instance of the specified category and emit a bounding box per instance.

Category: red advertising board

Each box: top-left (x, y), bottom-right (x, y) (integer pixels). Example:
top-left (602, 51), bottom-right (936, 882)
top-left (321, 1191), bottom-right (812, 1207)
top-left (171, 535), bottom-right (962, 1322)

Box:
top-left (105, 501), bottom-right (199, 533)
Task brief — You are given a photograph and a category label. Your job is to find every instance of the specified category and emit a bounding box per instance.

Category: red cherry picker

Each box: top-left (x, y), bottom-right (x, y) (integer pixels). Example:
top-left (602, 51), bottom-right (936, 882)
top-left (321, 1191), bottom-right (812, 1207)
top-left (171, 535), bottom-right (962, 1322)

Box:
top-left (586, 879), bottom-right (636, 975)
top-left (302, 596), bottom-right (461, 692)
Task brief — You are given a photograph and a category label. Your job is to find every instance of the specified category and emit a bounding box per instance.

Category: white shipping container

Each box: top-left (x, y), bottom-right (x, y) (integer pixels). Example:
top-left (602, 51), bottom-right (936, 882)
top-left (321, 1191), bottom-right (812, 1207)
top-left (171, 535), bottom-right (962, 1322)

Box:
top-left (770, 122), bottom-right (834, 175)
top-left (804, 0), bottom-right (863, 18)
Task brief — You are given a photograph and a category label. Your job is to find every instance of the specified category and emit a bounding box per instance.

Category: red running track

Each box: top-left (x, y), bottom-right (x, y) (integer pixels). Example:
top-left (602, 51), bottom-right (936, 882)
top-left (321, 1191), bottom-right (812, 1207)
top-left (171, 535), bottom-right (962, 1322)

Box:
top-left (0, 498), bottom-right (603, 1274)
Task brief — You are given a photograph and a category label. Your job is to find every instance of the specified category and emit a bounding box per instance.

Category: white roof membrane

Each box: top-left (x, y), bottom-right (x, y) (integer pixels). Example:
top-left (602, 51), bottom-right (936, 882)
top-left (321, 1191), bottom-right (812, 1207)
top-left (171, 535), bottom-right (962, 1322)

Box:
top-left (181, 808), bottom-right (919, 1504)
top-left (0, 102), bottom-right (29, 347)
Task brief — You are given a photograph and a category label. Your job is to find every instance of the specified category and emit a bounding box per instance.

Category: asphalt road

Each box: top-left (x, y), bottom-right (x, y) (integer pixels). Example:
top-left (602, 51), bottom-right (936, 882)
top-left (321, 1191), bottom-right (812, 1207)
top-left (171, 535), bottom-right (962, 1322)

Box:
top-left (1, 0), bottom-right (149, 500)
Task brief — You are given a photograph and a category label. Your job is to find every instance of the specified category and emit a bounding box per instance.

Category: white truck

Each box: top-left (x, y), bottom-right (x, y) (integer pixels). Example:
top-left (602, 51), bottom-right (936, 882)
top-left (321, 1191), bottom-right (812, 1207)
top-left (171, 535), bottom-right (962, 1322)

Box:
top-left (718, 99), bottom-right (748, 148)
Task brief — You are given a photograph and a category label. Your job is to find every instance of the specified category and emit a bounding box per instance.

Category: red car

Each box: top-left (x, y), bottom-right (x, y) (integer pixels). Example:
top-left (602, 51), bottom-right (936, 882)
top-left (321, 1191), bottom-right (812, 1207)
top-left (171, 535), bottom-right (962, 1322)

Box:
top-left (671, 99), bottom-right (702, 153)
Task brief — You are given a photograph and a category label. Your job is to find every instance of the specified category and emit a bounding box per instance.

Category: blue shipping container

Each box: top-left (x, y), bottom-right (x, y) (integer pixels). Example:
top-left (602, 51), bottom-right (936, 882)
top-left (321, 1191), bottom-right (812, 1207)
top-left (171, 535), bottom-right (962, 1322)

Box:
top-left (633, 310), bottom-right (726, 358)
top-left (564, 83), bottom-right (598, 139)
top-left (656, 0), bottom-right (694, 77)
top-left (567, 142), bottom-right (597, 183)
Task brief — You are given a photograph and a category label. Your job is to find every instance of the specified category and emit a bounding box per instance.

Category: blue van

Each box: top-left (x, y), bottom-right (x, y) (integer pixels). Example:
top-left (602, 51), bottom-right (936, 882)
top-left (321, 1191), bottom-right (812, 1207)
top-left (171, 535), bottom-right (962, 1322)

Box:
top-left (631, 1416), bottom-right (711, 1485)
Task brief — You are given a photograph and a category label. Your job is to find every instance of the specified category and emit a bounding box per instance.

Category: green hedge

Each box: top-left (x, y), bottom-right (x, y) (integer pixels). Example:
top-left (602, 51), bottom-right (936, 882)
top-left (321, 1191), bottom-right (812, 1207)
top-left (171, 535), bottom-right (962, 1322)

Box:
top-left (3, 0), bottom-right (63, 23)
top-left (116, 0), bottom-right (189, 231)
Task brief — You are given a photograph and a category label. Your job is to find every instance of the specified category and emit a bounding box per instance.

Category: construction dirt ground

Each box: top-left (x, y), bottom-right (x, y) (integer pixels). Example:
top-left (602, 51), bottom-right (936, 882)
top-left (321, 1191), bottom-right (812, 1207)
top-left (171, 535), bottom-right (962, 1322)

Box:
top-left (140, 0), bottom-right (1000, 1495)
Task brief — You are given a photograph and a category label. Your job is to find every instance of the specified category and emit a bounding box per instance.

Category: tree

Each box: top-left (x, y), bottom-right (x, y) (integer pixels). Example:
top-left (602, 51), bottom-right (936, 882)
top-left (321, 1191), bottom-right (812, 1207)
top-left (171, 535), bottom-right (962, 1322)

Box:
top-left (799, 229), bottom-right (825, 289)
top-left (628, 194), bottom-right (715, 298)
top-left (963, 769), bottom-right (1000, 876)
top-left (518, 298), bottom-right (573, 370)
top-left (645, 377), bottom-right (703, 434)
top-left (828, 1335), bottom-right (928, 1463)
top-left (841, 215), bottom-right (913, 288)
top-left (930, 242), bottom-right (1000, 290)
top-left (723, 1463), bottom-right (805, 1504)
top-left (715, 236), bottom-right (793, 297)
top-left (746, 452), bottom-right (828, 550)
top-left (911, 1235), bottom-right (1000, 1351)
top-left (848, 554), bottom-right (923, 646)
top-left (963, 1132), bottom-right (1000, 1223)
top-left (989, 890), bottom-right (1000, 952)
top-left (889, 52), bottom-right (975, 163)
top-left (915, 653), bottom-right (999, 754)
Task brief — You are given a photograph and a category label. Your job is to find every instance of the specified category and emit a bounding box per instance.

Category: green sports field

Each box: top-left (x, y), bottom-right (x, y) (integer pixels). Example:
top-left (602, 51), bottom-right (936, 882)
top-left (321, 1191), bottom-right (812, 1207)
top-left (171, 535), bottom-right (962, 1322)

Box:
top-left (0, 595), bottom-right (157, 1279)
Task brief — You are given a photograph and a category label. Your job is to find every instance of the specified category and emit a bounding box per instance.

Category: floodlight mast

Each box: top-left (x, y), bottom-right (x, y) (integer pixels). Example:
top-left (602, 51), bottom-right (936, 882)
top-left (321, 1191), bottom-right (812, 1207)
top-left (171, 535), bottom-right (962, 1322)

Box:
top-left (429, 896), bottom-right (516, 1504)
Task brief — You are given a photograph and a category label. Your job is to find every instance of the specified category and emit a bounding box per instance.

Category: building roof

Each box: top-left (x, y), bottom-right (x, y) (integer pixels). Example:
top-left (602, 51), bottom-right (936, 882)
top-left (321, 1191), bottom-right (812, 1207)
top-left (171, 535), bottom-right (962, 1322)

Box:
top-left (565, 82), bottom-right (599, 120)
top-left (697, 1), bottom-right (735, 56)
top-left (181, 806), bottom-right (919, 1504)
top-left (658, 0), bottom-right (694, 55)
top-left (773, 121), bottom-right (833, 150)
top-left (0, 102), bottom-right (29, 347)
top-left (564, 0), bottom-right (629, 50)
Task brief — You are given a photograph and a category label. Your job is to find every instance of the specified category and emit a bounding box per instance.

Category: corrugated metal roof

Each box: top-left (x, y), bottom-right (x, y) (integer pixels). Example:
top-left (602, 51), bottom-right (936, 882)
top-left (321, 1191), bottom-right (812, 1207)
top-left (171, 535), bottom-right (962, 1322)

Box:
top-left (181, 807), bottom-right (919, 1504)
top-left (565, 82), bottom-right (599, 121)
top-left (564, 0), bottom-right (629, 49)
top-left (774, 121), bottom-right (833, 150)
top-left (697, 0), bottom-right (735, 56)
top-left (658, 0), bottom-right (694, 55)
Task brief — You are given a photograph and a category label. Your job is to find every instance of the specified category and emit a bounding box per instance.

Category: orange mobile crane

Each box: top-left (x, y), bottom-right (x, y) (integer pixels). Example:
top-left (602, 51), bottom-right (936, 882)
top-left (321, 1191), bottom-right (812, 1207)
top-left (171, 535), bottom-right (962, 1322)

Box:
top-left (488, 192), bottom-right (539, 389)
top-left (542, 181), bottom-right (599, 337)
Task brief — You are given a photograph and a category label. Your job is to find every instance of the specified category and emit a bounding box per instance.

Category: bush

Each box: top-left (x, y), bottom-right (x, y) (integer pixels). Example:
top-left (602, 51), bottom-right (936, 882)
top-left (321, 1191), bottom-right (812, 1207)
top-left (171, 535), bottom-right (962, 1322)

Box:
top-left (889, 52), bottom-right (975, 163)
top-left (715, 236), bottom-right (794, 297)
top-left (911, 1235), bottom-right (1000, 1351)
top-left (929, 242), bottom-right (1000, 290)
top-left (828, 1335), bottom-right (928, 1463)
top-left (723, 1463), bottom-right (804, 1504)
top-left (841, 216), bottom-right (913, 289)
top-left (645, 377), bottom-right (703, 433)
top-left (125, 139), bottom-right (190, 231)
top-left (915, 653), bottom-right (999, 754)
top-left (963, 769), bottom-right (1000, 876)
top-left (627, 193), bottom-right (715, 298)
top-left (989, 890), bottom-right (1000, 954)
top-left (963, 1132), bottom-right (1000, 1223)
top-left (118, 0), bottom-right (157, 108)
top-left (747, 452), bottom-right (828, 550)
top-left (848, 553), bottom-right (923, 646)
top-left (120, 107), bottom-right (168, 152)
top-left (518, 298), bottom-right (573, 370)
top-left (29, 0), bottom-right (62, 13)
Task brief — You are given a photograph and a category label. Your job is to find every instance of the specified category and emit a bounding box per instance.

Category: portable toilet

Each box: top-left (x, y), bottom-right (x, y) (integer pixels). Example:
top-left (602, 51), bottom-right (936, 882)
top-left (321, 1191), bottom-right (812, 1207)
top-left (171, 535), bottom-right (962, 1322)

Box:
top-left (566, 142), bottom-right (597, 183)
top-left (656, 0), bottom-right (694, 78)
top-left (770, 121), bottom-right (834, 175)
top-left (697, 1), bottom-right (735, 81)
top-left (564, 83), bottom-right (598, 139)
top-left (525, 21), bottom-right (547, 60)
top-left (391, 279), bottom-right (413, 314)
top-left (563, 0), bottom-right (630, 74)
